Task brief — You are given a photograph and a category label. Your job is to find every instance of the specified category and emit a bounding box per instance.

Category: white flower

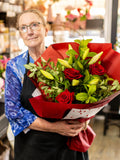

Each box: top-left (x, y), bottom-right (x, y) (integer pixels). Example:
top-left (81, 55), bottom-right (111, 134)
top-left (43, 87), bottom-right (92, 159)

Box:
top-left (0, 77), bottom-right (4, 89)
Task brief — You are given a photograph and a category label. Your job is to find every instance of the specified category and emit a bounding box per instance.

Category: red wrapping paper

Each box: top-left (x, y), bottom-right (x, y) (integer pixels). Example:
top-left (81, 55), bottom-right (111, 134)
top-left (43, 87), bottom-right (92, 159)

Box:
top-left (28, 42), bottom-right (120, 152)
top-left (67, 125), bottom-right (96, 152)
top-left (29, 90), bottom-right (120, 120)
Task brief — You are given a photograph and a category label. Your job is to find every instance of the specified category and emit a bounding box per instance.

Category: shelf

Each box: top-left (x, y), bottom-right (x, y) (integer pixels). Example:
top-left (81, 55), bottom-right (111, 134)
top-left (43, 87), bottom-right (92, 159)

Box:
top-left (0, 1), bottom-right (24, 57)
top-left (0, 114), bottom-right (8, 139)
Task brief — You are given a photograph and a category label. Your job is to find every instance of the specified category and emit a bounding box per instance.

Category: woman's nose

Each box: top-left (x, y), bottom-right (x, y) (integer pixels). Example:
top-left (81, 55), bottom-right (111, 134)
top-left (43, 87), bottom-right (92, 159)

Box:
top-left (27, 27), bottom-right (34, 34)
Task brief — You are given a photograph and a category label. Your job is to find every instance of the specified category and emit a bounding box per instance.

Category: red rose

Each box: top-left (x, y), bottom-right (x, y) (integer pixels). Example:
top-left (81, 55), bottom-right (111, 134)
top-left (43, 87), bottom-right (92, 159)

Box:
top-left (89, 63), bottom-right (106, 75)
top-left (56, 89), bottom-right (74, 104)
top-left (63, 68), bottom-right (83, 80)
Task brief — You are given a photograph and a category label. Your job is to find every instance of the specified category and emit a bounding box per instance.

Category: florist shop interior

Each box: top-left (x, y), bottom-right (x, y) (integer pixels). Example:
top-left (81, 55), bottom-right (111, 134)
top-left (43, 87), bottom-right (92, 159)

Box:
top-left (0, 0), bottom-right (120, 160)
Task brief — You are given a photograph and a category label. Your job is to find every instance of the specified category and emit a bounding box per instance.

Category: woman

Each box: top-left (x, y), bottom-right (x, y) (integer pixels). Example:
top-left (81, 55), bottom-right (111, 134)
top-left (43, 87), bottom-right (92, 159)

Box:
top-left (5, 9), bottom-right (89, 160)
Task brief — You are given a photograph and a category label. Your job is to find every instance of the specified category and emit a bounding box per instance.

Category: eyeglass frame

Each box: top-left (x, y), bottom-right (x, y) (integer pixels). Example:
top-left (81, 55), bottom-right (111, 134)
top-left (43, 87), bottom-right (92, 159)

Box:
top-left (18, 22), bottom-right (43, 33)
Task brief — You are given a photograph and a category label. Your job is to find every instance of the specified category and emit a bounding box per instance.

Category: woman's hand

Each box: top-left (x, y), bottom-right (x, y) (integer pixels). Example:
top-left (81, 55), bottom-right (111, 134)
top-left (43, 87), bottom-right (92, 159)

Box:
top-left (51, 120), bottom-right (88, 137)
top-left (29, 117), bottom-right (89, 137)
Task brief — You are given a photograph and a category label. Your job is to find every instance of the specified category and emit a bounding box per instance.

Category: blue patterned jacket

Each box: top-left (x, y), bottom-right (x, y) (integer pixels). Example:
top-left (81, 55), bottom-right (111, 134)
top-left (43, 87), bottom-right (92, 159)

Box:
top-left (5, 50), bottom-right (37, 136)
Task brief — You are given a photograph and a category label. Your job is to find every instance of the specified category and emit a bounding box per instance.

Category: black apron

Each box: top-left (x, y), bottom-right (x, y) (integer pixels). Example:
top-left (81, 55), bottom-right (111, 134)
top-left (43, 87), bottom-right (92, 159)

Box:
top-left (14, 53), bottom-right (89, 160)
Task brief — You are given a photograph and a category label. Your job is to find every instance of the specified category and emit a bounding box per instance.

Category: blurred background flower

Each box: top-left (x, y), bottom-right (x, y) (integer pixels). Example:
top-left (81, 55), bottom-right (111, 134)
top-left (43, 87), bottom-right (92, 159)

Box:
top-left (77, 0), bottom-right (93, 21)
top-left (64, 0), bottom-right (93, 30)
top-left (65, 14), bottom-right (78, 22)
top-left (0, 55), bottom-right (10, 98)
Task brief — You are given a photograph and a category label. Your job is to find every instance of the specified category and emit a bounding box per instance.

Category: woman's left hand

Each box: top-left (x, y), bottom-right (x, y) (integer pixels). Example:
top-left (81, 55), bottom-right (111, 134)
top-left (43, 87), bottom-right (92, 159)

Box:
top-left (66, 119), bottom-right (90, 131)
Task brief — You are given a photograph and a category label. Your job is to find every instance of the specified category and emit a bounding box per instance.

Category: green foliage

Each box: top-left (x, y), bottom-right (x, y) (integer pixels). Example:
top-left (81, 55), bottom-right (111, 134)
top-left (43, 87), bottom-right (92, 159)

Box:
top-left (24, 39), bottom-right (120, 103)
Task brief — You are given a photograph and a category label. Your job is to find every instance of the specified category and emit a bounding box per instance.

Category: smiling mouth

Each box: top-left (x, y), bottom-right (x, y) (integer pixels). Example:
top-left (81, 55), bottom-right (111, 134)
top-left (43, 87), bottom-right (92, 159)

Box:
top-left (28, 37), bottom-right (38, 40)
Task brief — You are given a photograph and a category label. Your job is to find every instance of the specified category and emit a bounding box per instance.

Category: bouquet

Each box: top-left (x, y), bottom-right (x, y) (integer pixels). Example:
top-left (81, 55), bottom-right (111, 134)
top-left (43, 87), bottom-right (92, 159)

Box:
top-left (25, 39), bottom-right (120, 152)
top-left (0, 55), bottom-right (10, 99)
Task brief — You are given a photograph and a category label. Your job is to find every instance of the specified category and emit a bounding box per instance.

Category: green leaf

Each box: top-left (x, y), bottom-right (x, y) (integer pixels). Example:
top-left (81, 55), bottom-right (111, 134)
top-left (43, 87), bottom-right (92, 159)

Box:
top-left (112, 80), bottom-right (119, 86)
top-left (77, 61), bottom-right (84, 70)
top-left (41, 57), bottom-right (47, 63)
top-left (37, 62), bottom-right (42, 67)
top-left (106, 77), bottom-right (114, 82)
top-left (88, 85), bottom-right (96, 95)
top-left (92, 75), bottom-right (101, 79)
top-left (111, 80), bottom-right (120, 90)
top-left (99, 79), bottom-right (106, 85)
top-left (89, 96), bottom-right (98, 103)
top-left (87, 52), bottom-right (97, 57)
top-left (76, 92), bottom-right (88, 102)
top-left (100, 86), bottom-right (107, 90)
top-left (85, 98), bottom-right (90, 104)
top-left (30, 68), bottom-right (37, 72)
top-left (66, 49), bottom-right (78, 56)
top-left (36, 71), bottom-right (41, 77)
top-left (57, 88), bottom-right (63, 95)
top-left (28, 63), bottom-right (37, 67)
top-left (116, 85), bottom-right (120, 90)
top-left (50, 61), bottom-right (55, 68)
top-left (59, 76), bottom-right (63, 82)
top-left (89, 78), bottom-right (99, 85)
top-left (83, 84), bottom-right (89, 92)
top-left (29, 72), bottom-right (35, 78)
top-left (41, 86), bottom-right (49, 90)
top-left (74, 39), bottom-right (92, 48)
top-left (88, 51), bottom-right (103, 65)
top-left (83, 70), bottom-right (90, 83)
top-left (111, 85), bottom-right (117, 91)
top-left (41, 62), bottom-right (47, 67)
top-left (24, 64), bottom-right (32, 70)
top-left (68, 55), bottom-right (73, 65)
top-left (64, 80), bottom-right (70, 89)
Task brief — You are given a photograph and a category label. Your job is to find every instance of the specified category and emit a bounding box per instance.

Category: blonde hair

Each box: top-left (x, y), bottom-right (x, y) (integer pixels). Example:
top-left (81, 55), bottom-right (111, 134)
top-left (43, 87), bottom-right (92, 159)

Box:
top-left (16, 9), bottom-right (46, 29)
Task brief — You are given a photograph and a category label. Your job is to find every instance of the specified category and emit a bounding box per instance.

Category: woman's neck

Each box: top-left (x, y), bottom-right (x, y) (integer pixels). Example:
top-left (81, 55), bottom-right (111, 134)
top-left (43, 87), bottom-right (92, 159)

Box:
top-left (29, 43), bottom-right (46, 61)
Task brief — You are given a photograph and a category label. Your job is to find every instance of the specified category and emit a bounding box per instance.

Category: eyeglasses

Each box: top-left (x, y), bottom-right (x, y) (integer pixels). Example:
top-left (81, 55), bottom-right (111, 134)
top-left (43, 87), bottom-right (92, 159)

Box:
top-left (19, 22), bottom-right (42, 33)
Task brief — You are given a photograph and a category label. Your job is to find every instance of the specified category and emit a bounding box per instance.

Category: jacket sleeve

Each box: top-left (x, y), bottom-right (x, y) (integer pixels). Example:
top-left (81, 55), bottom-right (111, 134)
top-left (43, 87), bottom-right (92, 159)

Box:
top-left (5, 60), bottom-right (37, 136)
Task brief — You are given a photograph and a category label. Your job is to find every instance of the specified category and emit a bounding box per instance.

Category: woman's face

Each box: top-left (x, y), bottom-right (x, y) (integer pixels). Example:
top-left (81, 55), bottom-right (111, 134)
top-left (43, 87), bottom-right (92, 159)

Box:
top-left (18, 12), bottom-right (47, 49)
